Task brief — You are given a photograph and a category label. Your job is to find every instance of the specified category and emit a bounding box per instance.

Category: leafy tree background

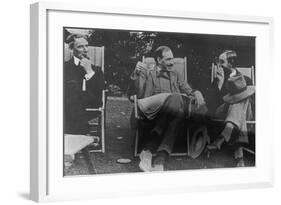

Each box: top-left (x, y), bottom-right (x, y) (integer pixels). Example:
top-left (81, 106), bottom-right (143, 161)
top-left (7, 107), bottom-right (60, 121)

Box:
top-left (64, 28), bottom-right (255, 111)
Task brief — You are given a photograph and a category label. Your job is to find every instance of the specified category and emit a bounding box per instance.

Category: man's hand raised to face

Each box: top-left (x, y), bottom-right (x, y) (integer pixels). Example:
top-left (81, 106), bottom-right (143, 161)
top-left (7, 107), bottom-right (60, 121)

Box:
top-left (80, 56), bottom-right (93, 75)
top-left (135, 61), bottom-right (148, 75)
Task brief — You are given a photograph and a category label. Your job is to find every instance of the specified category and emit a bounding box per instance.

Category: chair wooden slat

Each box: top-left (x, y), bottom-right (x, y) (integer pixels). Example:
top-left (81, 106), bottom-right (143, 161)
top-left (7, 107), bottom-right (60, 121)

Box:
top-left (142, 57), bottom-right (156, 70)
top-left (172, 57), bottom-right (187, 82)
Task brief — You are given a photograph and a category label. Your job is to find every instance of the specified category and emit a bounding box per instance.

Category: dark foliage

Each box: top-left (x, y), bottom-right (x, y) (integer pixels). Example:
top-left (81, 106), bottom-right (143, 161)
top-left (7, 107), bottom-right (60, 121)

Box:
top-left (64, 28), bottom-right (255, 108)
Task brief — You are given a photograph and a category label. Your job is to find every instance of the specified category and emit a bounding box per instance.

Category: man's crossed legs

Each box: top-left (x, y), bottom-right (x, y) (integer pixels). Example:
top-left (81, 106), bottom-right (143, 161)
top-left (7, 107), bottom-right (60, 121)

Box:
top-left (139, 93), bottom-right (187, 172)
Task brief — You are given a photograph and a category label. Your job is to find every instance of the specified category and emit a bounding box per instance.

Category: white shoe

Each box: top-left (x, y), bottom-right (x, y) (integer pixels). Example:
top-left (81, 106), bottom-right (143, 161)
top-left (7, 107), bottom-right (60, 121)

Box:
top-left (236, 158), bottom-right (245, 167)
top-left (151, 164), bottom-right (164, 172)
top-left (139, 150), bottom-right (152, 172)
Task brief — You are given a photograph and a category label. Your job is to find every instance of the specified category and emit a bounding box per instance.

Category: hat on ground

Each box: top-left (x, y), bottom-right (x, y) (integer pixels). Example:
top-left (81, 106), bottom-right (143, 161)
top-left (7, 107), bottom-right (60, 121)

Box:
top-left (223, 74), bottom-right (255, 104)
top-left (189, 126), bottom-right (210, 159)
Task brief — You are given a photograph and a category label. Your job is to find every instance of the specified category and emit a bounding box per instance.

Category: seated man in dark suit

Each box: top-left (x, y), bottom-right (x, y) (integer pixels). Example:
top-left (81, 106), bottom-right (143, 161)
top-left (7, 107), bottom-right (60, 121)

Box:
top-left (129, 46), bottom-right (207, 172)
top-left (64, 34), bottom-right (105, 135)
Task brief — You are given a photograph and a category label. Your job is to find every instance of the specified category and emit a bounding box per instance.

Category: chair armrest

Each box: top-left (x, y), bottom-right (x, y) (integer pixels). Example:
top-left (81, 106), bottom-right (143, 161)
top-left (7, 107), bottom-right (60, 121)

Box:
top-left (211, 63), bottom-right (215, 84)
top-left (101, 89), bottom-right (107, 110)
top-left (85, 108), bottom-right (103, 112)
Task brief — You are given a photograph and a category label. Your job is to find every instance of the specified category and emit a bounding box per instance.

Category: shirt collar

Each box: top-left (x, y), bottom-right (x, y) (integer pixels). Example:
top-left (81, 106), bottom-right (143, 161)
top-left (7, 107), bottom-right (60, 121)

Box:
top-left (156, 66), bottom-right (170, 73)
top-left (73, 56), bottom-right (80, 66)
top-left (156, 66), bottom-right (161, 73)
top-left (156, 66), bottom-right (170, 79)
top-left (230, 68), bottom-right (237, 77)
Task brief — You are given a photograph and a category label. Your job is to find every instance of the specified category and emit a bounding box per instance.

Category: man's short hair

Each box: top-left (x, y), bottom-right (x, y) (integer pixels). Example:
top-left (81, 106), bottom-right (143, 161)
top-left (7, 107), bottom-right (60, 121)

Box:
top-left (153, 46), bottom-right (172, 62)
top-left (66, 33), bottom-right (88, 49)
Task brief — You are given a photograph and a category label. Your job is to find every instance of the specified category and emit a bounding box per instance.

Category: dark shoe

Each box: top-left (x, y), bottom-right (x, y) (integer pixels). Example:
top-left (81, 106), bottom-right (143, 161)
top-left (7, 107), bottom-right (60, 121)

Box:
top-left (151, 164), bottom-right (164, 172)
top-left (205, 135), bottom-right (225, 159)
top-left (206, 135), bottom-right (225, 151)
top-left (204, 147), bottom-right (211, 159)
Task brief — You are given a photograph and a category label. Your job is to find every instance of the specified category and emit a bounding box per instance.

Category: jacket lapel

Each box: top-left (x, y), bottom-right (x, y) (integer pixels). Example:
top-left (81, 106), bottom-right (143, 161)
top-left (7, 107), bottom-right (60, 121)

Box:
top-left (169, 71), bottom-right (177, 84)
top-left (150, 68), bottom-right (157, 85)
top-left (148, 67), bottom-right (177, 94)
top-left (169, 71), bottom-right (177, 92)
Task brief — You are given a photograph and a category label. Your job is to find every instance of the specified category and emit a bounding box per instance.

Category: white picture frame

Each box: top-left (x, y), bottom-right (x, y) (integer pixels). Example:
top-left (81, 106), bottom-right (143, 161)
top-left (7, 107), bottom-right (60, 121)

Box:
top-left (30, 1), bottom-right (274, 202)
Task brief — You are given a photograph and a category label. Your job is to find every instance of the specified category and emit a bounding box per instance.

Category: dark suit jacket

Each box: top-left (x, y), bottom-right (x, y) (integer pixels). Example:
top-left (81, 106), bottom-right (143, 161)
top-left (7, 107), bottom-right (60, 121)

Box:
top-left (64, 57), bottom-right (105, 108)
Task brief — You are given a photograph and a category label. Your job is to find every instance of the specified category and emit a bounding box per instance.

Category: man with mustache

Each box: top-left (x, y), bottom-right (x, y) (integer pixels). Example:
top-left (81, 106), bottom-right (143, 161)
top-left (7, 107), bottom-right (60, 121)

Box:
top-left (64, 34), bottom-right (105, 135)
top-left (130, 46), bottom-right (206, 171)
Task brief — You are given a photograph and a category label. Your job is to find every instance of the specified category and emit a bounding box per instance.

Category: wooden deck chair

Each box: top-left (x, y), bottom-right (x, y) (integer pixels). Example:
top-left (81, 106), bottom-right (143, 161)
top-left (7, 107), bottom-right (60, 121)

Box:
top-left (133, 56), bottom-right (196, 157)
top-left (211, 64), bottom-right (256, 155)
top-left (64, 44), bottom-right (106, 154)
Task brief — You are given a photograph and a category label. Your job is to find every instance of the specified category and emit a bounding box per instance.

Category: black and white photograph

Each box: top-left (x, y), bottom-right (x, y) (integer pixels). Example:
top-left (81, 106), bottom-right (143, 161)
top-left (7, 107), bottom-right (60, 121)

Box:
top-left (63, 27), bottom-right (256, 176)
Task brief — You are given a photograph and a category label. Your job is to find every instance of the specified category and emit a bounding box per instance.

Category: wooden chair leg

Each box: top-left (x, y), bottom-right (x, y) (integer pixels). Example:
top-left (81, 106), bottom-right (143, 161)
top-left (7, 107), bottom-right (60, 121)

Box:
top-left (187, 127), bottom-right (190, 156)
top-left (134, 129), bottom-right (139, 157)
top-left (101, 110), bottom-right (105, 153)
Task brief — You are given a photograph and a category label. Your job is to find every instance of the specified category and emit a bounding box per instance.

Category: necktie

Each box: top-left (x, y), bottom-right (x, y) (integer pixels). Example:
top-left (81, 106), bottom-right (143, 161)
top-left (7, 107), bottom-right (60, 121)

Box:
top-left (77, 61), bottom-right (86, 91)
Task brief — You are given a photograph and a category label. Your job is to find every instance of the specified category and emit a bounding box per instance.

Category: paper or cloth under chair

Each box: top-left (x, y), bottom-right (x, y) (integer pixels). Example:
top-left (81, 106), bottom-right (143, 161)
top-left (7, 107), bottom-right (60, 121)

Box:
top-left (116, 158), bottom-right (132, 164)
top-left (64, 134), bottom-right (94, 155)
